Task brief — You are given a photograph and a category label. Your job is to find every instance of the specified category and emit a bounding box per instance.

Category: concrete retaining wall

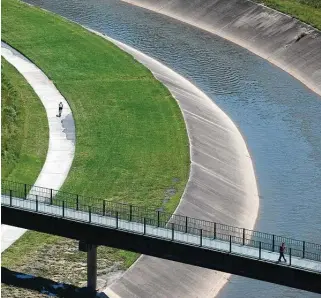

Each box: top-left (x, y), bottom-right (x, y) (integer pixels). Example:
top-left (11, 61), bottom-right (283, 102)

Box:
top-left (121, 0), bottom-right (321, 97)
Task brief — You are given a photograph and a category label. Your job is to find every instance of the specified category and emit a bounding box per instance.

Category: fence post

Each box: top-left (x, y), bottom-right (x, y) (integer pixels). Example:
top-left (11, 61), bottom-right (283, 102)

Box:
top-left (214, 222), bottom-right (216, 239)
top-left (62, 201), bottom-right (65, 217)
top-left (36, 195), bottom-right (38, 212)
top-left (259, 241), bottom-right (261, 260)
top-left (116, 211), bottom-right (119, 229)
top-left (289, 248), bottom-right (292, 266)
top-left (157, 211), bottom-right (160, 227)
top-left (200, 229), bottom-right (202, 247)
top-left (89, 206), bottom-right (91, 223)
top-left (172, 223), bottom-right (174, 241)
top-left (272, 235), bottom-right (275, 252)
top-left (76, 195), bottom-right (79, 211)
top-left (144, 217), bottom-right (146, 235)
top-left (10, 190), bottom-right (12, 206)
top-left (50, 189), bottom-right (53, 202)
top-left (185, 217), bottom-right (188, 233)
top-left (303, 241), bottom-right (305, 259)
top-left (229, 235), bottom-right (232, 253)
top-left (243, 228), bottom-right (245, 245)
top-left (103, 200), bottom-right (105, 216)
top-left (24, 184), bottom-right (27, 199)
top-left (129, 205), bottom-right (132, 221)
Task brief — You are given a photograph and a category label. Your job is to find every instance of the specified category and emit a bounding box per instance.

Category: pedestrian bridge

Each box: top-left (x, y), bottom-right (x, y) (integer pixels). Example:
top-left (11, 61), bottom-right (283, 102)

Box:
top-left (1, 180), bottom-right (321, 294)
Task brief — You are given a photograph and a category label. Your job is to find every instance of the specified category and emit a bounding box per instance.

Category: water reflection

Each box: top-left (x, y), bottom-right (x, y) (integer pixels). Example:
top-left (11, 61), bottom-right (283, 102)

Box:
top-left (23, 0), bottom-right (321, 297)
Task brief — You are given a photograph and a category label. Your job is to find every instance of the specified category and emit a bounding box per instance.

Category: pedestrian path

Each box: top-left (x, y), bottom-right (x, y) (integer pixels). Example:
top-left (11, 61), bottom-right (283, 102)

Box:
top-left (2, 194), bottom-right (320, 273)
top-left (1, 42), bottom-right (75, 252)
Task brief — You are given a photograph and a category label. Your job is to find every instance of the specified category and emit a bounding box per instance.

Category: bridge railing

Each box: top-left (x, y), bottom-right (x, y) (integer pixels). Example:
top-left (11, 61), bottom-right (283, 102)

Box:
top-left (2, 180), bottom-right (321, 262)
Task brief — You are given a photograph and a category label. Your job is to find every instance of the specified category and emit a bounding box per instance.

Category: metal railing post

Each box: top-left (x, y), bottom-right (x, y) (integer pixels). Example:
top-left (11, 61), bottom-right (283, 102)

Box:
top-left (229, 235), bottom-right (232, 253)
top-left (144, 217), bottom-right (146, 235)
top-left (172, 223), bottom-right (174, 241)
top-left (259, 241), bottom-right (261, 260)
top-left (129, 205), bottom-right (133, 221)
top-left (116, 211), bottom-right (119, 229)
top-left (24, 184), bottom-right (27, 199)
top-left (50, 189), bottom-right (53, 203)
top-left (36, 195), bottom-right (38, 212)
top-left (272, 235), bottom-right (275, 252)
top-left (89, 206), bottom-right (91, 223)
top-left (303, 241), bottom-right (305, 259)
top-left (157, 211), bottom-right (160, 227)
top-left (289, 248), bottom-right (292, 266)
top-left (214, 222), bottom-right (216, 239)
top-left (243, 228), bottom-right (245, 245)
top-left (10, 190), bottom-right (12, 206)
top-left (62, 201), bottom-right (65, 217)
top-left (200, 229), bottom-right (202, 247)
top-left (185, 217), bottom-right (188, 233)
top-left (103, 200), bottom-right (105, 216)
top-left (76, 195), bottom-right (79, 211)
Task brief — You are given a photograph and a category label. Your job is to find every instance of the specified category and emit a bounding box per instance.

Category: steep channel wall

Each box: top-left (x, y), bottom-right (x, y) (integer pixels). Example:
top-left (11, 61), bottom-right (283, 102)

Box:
top-left (121, 0), bottom-right (321, 97)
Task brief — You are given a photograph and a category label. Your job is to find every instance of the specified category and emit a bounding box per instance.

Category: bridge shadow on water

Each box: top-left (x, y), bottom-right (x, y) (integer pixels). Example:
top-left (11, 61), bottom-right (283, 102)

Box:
top-left (1, 267), bottom-right (109, 298)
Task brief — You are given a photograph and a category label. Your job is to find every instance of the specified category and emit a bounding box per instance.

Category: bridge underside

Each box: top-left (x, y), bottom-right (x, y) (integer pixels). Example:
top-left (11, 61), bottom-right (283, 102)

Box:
top-left (2, 206), bottom-right (321, 294)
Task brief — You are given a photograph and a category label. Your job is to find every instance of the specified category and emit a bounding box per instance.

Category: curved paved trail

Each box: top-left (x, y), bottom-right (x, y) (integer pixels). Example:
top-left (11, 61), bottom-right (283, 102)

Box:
top-left (86, 32), bottom-right (259, 298)
top-left (1, 42), bottom-right (76, 252)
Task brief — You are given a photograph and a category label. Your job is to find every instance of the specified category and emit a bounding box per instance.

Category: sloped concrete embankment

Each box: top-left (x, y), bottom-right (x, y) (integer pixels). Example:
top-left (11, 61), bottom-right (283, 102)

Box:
top-left (86, 33), bottom-right (260, 298)
top-left (121, 0), bottom-right (321, 97)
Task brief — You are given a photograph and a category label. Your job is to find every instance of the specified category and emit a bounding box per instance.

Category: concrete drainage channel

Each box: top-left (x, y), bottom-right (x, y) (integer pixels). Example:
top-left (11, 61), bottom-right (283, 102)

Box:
top-left (120, 0), bottom-right (321, 98)
top-left (1, 42), bottom-right (76, 252)
top-left (89, 32), bottom-right (259, 298)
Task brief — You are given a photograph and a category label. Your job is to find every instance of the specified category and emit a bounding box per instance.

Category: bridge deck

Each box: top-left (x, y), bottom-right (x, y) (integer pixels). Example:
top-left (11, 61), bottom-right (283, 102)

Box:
top-left (2, 195), bottom-right (320, 273)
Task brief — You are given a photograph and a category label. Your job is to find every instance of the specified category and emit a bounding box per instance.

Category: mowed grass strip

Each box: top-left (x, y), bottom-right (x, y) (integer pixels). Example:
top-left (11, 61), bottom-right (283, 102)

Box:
top-left (2, 0), bottom-right (189, 207)
top-left (253, 0), bottom-right (321, 30)
top-left (1, 59), bottom-right (48, 184)
top-left (1, 0), bottom-right (189, 295)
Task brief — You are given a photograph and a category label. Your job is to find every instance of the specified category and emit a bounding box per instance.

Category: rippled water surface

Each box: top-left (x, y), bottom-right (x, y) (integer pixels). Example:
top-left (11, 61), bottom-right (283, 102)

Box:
top-left (23, 0), bottom-right (321, 296)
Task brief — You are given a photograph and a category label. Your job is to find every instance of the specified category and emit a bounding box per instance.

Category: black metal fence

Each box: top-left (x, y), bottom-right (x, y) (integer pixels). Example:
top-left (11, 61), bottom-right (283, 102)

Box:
top-left (2, 179), bottom-right (321, 261)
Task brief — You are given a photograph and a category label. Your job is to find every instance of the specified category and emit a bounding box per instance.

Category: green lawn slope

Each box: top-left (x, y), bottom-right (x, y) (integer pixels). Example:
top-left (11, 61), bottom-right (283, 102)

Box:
top-left (253, 0), bottom-right (321, 30)
top-left (1, 0), bottom-right (189, 296)
top-left (1, 59), bottom-right (48, 184)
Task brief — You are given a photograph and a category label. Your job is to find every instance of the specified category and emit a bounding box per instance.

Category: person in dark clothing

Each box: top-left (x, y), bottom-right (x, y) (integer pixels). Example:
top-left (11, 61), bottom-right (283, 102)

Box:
top-left (278, 242), bottom-right (287, 262)
top-left (58, 102), bottom-right (63, 117)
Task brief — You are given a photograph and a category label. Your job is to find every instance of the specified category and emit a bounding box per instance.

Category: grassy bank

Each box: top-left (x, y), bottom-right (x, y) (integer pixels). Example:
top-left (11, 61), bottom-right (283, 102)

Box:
top-left (254, 0), bottom-right (321, 30)
top-left (1, 59), bottom-right (48, 184)
top-left (1, 0), bottom-right (189, 296)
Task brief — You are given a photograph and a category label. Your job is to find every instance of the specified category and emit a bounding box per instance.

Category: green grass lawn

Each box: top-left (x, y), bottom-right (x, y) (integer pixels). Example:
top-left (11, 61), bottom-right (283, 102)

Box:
top-left (1, 0), bottom-right (189, 296)
top-left (1, 59), bottom-right (48, 184)
top-left (254, 0), bottom-right (321, 30)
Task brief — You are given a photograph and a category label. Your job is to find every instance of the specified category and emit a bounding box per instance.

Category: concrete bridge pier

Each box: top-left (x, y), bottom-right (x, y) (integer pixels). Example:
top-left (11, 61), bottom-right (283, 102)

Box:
top-left (79, 241), bottom-right (97, 290)
top-left (87, 244), bottom-right (97, 290)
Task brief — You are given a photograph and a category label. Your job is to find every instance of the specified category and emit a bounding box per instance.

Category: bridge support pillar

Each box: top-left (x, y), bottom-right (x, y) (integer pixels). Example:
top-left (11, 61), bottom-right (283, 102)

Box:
top-left (87, 243), bottom-right (97, 290)
top-left (79, 241), bottom-right (97, 290)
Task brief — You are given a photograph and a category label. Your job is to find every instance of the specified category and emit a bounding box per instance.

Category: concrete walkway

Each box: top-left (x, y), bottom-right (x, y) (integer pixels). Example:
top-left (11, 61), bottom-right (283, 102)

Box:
top-left (1, 42), bottom-right (76, 252)
top-left (86, 32), bottom-right (259, 298)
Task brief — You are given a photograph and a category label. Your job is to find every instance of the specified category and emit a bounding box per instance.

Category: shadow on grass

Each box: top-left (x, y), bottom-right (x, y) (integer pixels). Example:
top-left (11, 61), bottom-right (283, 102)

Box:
top-left (1, 267), bottom-right (109, 298)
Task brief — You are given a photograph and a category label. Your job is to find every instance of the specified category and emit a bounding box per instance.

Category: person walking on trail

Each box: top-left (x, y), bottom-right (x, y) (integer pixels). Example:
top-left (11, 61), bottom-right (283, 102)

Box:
top-left (58, 102), bottom-right (63, 117)
top-left (278, 242), bottom-right (287, 262)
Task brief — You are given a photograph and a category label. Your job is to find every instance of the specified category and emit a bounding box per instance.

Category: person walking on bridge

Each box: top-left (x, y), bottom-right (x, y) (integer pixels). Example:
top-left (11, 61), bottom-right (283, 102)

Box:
top-left (278, 242), bottom-right (287, 262)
